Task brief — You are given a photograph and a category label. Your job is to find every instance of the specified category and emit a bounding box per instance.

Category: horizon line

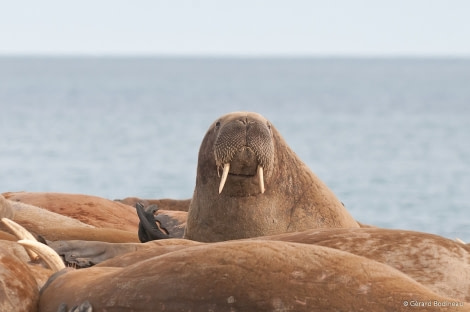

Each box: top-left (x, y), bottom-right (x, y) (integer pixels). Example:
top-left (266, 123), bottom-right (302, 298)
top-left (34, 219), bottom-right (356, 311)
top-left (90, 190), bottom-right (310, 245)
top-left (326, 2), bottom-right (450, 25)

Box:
top-left (1, 53), bottom-right (470, 60)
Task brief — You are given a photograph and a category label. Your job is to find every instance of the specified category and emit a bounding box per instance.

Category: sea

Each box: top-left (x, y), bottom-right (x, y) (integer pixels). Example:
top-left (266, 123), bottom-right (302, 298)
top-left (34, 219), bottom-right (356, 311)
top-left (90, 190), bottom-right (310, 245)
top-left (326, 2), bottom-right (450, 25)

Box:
top-left (1, 57), bottom-right (469, 241)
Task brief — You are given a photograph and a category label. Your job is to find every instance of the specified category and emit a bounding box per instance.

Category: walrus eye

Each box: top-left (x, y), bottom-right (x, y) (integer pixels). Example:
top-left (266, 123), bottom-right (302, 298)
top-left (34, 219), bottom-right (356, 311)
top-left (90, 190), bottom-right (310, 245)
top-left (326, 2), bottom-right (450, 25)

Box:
top-left (215, 121), bottom-right (221, 128)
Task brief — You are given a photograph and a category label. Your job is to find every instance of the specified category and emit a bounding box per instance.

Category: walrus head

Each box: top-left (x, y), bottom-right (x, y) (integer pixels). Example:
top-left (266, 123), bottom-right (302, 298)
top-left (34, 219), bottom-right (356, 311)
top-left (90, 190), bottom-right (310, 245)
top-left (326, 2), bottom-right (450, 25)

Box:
top-left (213, 112), bottom-right (274, 195)
top-left (185, 111), bottom-right (359, 242)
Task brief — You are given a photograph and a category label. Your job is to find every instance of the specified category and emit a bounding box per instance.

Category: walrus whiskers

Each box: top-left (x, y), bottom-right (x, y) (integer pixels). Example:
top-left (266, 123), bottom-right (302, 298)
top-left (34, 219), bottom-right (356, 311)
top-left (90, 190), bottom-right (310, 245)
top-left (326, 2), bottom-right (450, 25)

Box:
top-left (218, 163), bottom-right (230, 194)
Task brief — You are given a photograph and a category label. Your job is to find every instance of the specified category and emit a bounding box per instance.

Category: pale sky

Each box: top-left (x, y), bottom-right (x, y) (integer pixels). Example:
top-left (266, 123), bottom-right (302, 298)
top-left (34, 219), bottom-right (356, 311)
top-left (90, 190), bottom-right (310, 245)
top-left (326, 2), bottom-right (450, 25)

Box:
top-left (1, 0), bottom-right (470, 57)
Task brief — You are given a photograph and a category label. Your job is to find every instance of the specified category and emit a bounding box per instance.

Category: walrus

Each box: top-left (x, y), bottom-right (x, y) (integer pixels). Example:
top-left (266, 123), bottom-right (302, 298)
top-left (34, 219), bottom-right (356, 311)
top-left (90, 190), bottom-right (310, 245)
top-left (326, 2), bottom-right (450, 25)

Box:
top-left (44, 227), bottom-right (470, 302)
top-left (0, 240), bottom-right (55, 289)
top-left (184, 112), bottom-right (359, 242)
top-left (0, 195), bottom-right (139, 243)
top-left (2, 192), bottom-right (139, 232)
top-left (0, 246), bottom-right (41, 312)
top-left (35, 240), bottom-right (467, 312)
top-left (0, 219), bottom-right (64, 312)
top-left (0, 194), bottom-right (14, 219)
top-left (4, 226), bottom-right (467, 311)
top-left (263, 228), bottom-right (470, 302)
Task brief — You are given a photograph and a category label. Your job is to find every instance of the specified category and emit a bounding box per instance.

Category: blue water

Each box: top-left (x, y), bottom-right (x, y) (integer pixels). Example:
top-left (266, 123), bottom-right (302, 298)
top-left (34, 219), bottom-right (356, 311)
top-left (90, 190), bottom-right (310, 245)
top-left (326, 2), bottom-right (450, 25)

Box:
top-left (1, 57), bottom-right (469, 241)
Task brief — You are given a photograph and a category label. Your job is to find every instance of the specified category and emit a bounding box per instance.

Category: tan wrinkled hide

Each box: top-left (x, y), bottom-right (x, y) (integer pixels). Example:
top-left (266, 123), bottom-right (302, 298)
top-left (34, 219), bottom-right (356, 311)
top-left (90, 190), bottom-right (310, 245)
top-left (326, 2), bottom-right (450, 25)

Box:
top-left (0, 242), bottom-right (55, 312)
top-left (264, 228), bottom-right (470, 302)
top-left (0, 249), bottom-right (39, 312)
top-left (39, 240), bottom-right (467, 312)
top-left (0, 193), bottom-right (139, 243)
top-left (3, 192), bottom-right (139, 231)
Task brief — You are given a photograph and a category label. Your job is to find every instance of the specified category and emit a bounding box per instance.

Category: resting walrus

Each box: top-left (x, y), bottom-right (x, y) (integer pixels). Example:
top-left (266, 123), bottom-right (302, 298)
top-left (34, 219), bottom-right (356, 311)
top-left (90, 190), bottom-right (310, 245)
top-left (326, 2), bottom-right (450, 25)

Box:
top-left (184, 112), bottom-right (359, 242)
top-left (36, 240), bottom-right (467, 312)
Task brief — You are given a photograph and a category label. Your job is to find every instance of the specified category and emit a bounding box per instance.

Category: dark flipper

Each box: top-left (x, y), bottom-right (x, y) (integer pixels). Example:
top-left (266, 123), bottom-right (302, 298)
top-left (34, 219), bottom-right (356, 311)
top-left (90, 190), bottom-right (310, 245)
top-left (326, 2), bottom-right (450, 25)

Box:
top-left (154, 213), bottom-right (185, 239)
top-left (136, 202), bottom-right (170, 242)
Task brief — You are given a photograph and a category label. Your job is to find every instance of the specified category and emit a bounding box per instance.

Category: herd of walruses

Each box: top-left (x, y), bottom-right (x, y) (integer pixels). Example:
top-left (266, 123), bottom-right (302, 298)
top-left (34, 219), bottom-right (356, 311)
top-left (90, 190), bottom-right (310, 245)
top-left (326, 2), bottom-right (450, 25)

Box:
top-left (1, 112), bottom-right (468, 311)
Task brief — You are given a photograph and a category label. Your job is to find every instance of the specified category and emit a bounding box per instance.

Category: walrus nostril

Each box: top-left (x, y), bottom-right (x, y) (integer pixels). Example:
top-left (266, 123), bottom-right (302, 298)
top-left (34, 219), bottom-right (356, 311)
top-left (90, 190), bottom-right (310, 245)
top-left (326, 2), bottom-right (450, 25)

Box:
top-left (237, 117), bottom-right (248, 125)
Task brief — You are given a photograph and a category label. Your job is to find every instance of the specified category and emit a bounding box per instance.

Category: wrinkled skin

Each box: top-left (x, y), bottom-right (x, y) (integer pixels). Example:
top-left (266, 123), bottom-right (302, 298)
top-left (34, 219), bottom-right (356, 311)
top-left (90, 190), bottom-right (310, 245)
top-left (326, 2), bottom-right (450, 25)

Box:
top-left (264, 228), bottom-right (470, 302)
top-left (184, 112), bottom-right (359, 242)
top-left (39, 240), bottom-right (466, 312)
top-left (1, 194), bottom-right (139, 243)
top-left (0, 246), bottom-right (41, 312)
top-left (45, 228), bottom-right (470, 302)
top-left (2, 192), bottom-right (139, 232)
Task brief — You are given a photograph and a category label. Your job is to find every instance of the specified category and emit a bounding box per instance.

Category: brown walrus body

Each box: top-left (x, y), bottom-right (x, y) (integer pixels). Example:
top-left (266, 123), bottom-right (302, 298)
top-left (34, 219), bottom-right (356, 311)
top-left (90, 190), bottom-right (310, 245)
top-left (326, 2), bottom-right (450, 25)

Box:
top-left (0, 246), bottom-right (41, 312)
top-left (264, 228), bottom-right (470, 302)
top-left (2, 192), bottom-right (139, 232)
top-left (0, 194), bottom-right (139, 243)
top-left (184, 112), bottom-right (358, 242)
top-left (39, 240), bottom-right (466, 312)
top-left (47, 227), bottom-right (470, 302)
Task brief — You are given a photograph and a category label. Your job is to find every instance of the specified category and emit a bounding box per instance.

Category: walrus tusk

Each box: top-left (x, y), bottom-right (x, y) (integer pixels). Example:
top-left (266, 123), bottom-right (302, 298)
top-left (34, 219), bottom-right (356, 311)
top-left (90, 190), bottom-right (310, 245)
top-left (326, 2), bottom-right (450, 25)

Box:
top-left (218, 163), bottom-right (265, 194)
top-left (258, 165), bottom-right (265, 194)
top-left (219, 163), bottom-right (230, 194)
top-left (17, 240), bottom-right (66, 272)
top-left (1, 217), bottom-right (40, 261)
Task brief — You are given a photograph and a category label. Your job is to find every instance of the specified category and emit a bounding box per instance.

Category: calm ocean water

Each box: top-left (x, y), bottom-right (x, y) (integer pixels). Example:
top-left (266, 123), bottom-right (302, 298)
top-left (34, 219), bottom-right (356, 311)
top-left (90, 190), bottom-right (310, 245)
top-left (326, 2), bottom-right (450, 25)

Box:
top-left (0, 57), bottom-right (469, 241)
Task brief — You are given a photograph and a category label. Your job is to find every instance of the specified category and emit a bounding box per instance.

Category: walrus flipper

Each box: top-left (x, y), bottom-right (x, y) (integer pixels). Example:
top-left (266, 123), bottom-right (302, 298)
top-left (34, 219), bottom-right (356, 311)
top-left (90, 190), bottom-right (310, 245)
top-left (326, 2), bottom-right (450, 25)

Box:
top-left (136, 203), bottom-right (170, 242)
top-left (154, 213), bottom-right (185, 239)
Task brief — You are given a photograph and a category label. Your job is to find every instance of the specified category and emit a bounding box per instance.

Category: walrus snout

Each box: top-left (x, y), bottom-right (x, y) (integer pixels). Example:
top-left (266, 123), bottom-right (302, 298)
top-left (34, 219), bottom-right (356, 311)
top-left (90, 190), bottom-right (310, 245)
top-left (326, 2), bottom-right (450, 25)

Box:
top-left (214, 114), bottom-right (273, 194)
top-left (229, 147), bottom-right (258, 176)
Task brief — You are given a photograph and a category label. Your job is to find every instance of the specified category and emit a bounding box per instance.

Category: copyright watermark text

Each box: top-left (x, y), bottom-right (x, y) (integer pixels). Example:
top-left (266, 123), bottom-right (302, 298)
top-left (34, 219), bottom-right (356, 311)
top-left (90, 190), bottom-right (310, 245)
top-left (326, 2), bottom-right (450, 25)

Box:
top-left (403, 300), bottom-right (465, 308)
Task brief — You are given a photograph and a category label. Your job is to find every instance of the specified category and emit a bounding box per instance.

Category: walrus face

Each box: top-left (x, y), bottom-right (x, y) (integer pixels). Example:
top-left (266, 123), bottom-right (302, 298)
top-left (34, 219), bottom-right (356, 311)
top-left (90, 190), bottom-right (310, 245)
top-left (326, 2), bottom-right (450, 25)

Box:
top-left (212, 112), bottom-right (274, 196)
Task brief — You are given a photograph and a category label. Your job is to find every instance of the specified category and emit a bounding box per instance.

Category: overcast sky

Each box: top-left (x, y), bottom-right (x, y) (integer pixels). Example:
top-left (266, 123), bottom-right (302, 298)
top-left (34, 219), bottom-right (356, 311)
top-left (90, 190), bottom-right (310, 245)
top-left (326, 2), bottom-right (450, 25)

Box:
top-left (1, 0), bottom-right (469, 57)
